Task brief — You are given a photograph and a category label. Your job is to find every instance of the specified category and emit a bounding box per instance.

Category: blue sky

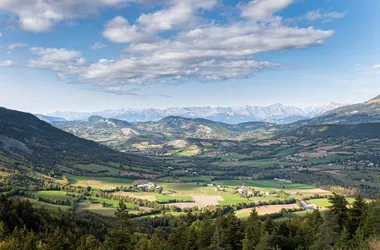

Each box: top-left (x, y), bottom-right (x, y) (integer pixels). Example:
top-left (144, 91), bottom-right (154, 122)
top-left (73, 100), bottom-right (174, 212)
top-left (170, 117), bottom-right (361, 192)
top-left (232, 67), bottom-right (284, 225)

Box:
top-left (0, 0), bottom-right (379, 114)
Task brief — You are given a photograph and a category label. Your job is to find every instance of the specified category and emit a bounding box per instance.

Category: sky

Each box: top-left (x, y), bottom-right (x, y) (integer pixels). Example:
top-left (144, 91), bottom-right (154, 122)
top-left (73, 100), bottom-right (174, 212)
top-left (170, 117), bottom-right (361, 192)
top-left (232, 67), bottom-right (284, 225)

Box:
top-left (0, 0), bottom-right (379, 114)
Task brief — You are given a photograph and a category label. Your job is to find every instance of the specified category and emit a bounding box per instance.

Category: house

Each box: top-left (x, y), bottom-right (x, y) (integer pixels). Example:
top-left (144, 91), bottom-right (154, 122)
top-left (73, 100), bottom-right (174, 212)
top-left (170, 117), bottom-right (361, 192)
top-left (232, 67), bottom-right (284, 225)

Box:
top-left (137, 182), bottom-right (155, 191)
top-left (300, 200), bottom-right (318, 210)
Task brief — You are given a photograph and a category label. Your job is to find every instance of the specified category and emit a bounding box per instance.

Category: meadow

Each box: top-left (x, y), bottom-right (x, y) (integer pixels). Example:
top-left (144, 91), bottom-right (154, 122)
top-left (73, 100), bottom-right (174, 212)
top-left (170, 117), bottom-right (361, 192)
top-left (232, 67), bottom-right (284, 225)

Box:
top-left (212, 179), bottom-right (315, 190)
top-left (26, 190), bottom-right (77, 201)
top-left (9, 196), bottom-right (71, 211)
top-left (307, 197), bottom-right (358, 208)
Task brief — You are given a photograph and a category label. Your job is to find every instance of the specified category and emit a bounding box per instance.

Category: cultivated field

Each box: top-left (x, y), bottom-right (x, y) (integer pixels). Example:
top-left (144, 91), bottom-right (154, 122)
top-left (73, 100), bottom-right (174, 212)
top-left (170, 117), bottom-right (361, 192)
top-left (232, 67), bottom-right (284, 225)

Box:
top-left (236, 203), bottom-right (300, 218)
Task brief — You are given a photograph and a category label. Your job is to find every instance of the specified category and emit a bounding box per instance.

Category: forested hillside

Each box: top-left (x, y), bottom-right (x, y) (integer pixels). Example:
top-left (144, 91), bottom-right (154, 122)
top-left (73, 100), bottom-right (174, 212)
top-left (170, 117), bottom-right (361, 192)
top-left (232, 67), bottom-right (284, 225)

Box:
top-left (0, 194), bottom-right (379, 249)
top-left (0, 107), bottom-right (160, 168)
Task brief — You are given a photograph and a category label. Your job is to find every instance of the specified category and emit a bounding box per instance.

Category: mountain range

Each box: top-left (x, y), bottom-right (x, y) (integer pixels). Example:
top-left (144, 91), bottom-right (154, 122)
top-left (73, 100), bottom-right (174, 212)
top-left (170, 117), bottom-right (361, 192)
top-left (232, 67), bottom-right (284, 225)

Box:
top-left (50, 95), bottom-right (380, 152)
top-left (46, 102), bottom-right (344, 124)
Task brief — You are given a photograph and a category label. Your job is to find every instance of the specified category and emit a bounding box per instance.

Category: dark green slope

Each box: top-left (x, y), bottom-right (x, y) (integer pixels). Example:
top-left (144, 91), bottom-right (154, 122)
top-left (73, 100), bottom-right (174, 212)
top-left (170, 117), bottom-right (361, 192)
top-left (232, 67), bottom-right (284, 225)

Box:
top-left (284, 123), bottom-right (380, 140)
top-left (0, 107), bottom-right (157, 167)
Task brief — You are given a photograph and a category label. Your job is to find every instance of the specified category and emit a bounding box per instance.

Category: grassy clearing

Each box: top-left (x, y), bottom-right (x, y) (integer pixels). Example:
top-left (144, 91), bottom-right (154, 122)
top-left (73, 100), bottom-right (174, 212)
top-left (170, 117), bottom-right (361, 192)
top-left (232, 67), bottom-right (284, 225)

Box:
top-left (273, 147), bottom-right (299, 157)
top-left (76, 200), bottom-right (116, 217)
top-left (212, 180), bottom-right (315, 190)
top-left (218, 194), bottom-right (279, 205)
top-left (176, 150), bottom-right (199, 157)
top-left (27, 190), bottom-right (77, 201)
top-left (88, 197), bottom-right (137, 209)
top-left (155, 195), bottom-right (193, 203)
top-left (67, 175), bottom-right (135, 189)
top-left (10, 196), bottom-right (70, 210)
top-left (307, 198), bottom-right (358, 208)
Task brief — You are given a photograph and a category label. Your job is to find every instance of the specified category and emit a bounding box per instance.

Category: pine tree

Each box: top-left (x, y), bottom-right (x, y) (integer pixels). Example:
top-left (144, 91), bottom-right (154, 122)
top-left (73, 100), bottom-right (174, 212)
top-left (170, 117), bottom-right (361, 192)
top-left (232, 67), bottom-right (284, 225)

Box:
top-left (311, 212), bottom-right (340, 250)
top-left (263, 216), bottom-right (274, 234)
top-left (328, 193), bottom-right (349, 232)
top-left (336, 227), bottom-right (352, 250)
top-left (0, 221), bottom-right (9, 241)
top-left (348, 195), bottom-right (367, 236)
top-left (243, 208), bottom-right (262, 250)
top-left (255, 232), bottom-right (272, 250)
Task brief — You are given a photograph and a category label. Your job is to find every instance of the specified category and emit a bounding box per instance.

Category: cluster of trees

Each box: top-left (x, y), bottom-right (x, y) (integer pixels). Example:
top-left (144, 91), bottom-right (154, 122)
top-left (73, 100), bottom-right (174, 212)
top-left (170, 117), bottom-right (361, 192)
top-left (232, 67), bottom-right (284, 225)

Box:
top-left (1, 193), bottom-right (379, 249)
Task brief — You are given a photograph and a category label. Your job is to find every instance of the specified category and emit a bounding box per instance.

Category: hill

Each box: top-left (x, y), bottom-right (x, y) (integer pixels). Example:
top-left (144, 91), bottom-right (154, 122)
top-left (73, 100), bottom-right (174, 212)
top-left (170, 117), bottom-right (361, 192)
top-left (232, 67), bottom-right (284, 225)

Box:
top-left (284, 123), bottom-right (380, 140)
top-left (54, 115), bottom-right (281, 152)
top-left (297, 95), bottom-right (380, 125)
top-left (0, 107), bottom-right (158, 168)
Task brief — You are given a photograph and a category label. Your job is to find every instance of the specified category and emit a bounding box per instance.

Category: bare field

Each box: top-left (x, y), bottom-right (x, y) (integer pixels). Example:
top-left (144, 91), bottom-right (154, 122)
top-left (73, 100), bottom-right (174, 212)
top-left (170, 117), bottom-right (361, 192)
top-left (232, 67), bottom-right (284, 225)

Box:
top-left (238, 203), bottom-right (300, 216)
top-left (115, 192), bottom-right (157, 201)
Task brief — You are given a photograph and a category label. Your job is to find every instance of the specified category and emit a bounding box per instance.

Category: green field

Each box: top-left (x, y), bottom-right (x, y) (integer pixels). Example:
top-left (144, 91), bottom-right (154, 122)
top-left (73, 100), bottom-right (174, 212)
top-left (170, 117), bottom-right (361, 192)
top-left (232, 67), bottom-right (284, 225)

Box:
top-left (307, 198), bottom-right (357, 208)
top-left (76, 200), bottom-right (116, 217)
top-left (88, 197), bottom-right (137, 209)
top-left (10, 196), bottom-right (70, 211)
top-left (27, 190), bottom-right (77, 201)
top-left (155, 195), bottom-right (193, 203)
top-left (176, 150), bottom-right (199, 157)
top-left (212, 180), bottom-right (315, 190)
top-left (67, 175), bottom-right (135, 189)
top-left (218, 194), bottom-right (280, 205)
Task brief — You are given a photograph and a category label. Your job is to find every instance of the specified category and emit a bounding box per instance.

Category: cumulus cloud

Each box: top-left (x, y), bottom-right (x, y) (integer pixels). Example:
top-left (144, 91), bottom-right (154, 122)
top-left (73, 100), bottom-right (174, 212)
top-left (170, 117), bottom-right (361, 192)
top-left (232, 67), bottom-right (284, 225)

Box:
top-left (28, 47), bottom-right (85, 79)
top-left (372, 64), bottom-right (380, 69)
top-left (90, 42), bottom-right (107, 50)
top-left (103, 16), bottom-right (152, 43)
top-left (136, 0), bottom-right (217, 33)
top-left (0, 60), bottom-right (15, 67)
top-left (240, 0), bottom-right (294, 22)
top-left (24, 0), bottom-right (339, 94)
top-left (300, 9), bottom-right (345, 22)
top-left (0, 0), bottom-right (144, 32)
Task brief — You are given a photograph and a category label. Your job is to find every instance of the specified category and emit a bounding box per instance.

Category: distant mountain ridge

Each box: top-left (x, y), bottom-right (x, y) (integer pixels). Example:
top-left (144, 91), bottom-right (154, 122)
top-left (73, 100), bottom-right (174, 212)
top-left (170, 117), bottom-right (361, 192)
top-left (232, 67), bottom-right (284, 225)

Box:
top-left (295, 95), bottom-right (380, 125)
top-left (47, 102), bottom-right (343, 124)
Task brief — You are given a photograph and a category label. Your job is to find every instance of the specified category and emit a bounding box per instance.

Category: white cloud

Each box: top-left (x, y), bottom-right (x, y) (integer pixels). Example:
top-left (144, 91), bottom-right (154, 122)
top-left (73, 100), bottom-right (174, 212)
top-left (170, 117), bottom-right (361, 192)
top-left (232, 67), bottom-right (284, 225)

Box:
top-left (240, 0), bottom-right (294, 22)
top-left (103, 16), bottom-right (151, 43)
top-left (90, 42), bottom-right (107, 50)
top-left (8, 43), bottom-right (27, 50)
top-left (82, 23), bottom-right (333, 85)
top-left (300, 9), bottom-right (345, 22)
top-left (22, 1), bottom-right (339, 95)
top-left (137, 0), bottom-right (217, 33)
top-left (0, 0), bottom-right (143, 32)
top-left (0, 60), bottom-right (15, 67)
top-left (28, 47), bottom-right (85, 79)
top-left (372, 64), bottom-right (380, 69)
